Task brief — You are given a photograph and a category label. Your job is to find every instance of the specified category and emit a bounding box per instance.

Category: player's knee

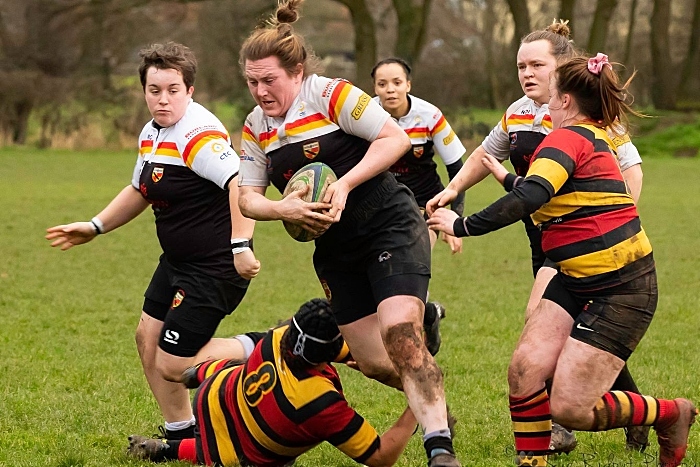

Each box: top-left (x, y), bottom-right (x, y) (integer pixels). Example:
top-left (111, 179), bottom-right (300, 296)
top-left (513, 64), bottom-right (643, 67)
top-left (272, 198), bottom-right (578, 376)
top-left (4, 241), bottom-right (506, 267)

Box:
top-left (154, 353), bottom-right (190, 383)
top-left (507, 349), bottom-right (539, 395)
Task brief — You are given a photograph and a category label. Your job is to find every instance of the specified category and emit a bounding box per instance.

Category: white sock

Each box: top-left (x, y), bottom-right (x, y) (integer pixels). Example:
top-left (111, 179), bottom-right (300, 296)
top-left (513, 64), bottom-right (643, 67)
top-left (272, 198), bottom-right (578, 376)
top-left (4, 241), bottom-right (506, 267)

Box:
top-left (165, 417), bottom-right (195, 432)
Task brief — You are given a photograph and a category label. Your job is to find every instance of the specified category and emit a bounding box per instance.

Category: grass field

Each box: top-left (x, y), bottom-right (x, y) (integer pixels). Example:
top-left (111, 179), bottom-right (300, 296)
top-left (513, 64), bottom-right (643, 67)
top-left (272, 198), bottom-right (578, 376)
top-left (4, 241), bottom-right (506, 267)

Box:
top-left (0, 148), bottom-right (698, 467)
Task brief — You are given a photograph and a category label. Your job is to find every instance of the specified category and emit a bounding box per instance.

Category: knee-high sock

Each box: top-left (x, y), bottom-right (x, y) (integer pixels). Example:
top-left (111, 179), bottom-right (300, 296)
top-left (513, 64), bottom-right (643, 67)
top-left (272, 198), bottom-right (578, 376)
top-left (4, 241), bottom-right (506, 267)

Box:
top-left (510, 387), bottom-right (551, 466)
top-left (591, 391), bottom-right (679, 431)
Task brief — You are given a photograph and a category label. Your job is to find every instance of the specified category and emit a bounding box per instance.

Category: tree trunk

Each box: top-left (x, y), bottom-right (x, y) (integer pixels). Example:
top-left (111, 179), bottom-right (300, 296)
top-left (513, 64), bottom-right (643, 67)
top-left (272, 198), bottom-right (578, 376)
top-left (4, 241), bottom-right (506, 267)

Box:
top-left (12, 100), bottom-right (32, 145)
top-left (587, 0), bottom-right (619, 54)
top-left (678, 0), bottom-right (700, 97)
top-left (505, 0), bottom-right (530, 48)
top-left (622, 0), bottom-right (638, 65)
top-left (558, 0), bottom-right (576, 35)
top-left (392, 0), bottom-right (433, 65)
top-left (650, 0), bottom-right (676, 109)
top-left (332, 0), bottom-right (376, 92)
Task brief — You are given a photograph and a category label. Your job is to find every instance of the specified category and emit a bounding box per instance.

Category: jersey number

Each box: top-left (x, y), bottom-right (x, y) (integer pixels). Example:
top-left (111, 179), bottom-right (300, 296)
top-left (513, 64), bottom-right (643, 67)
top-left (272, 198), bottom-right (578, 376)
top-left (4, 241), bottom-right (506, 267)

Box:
top-left (243, 361), bottom-right (277, 407)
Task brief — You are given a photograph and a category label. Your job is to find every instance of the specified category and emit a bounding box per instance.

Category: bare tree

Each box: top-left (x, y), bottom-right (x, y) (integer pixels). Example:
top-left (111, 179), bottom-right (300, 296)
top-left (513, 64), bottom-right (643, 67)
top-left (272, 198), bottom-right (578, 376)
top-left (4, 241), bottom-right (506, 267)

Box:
top-left (622, 0), bottom-right (639, 65)
top-left (504, 0), bottom-right (531, 47)
top-left (392, 0), bottom-right (433, 65)
top-left (331, 0), bottom-right (377, 92)
top-left (587, 0), bottom-right (619, 53)
top-left (558, 0), bottom-right (576, 33)
top-left (679, 0), bottom-right (700, 98)
top-left (650, 0), bottom-right (676, 109)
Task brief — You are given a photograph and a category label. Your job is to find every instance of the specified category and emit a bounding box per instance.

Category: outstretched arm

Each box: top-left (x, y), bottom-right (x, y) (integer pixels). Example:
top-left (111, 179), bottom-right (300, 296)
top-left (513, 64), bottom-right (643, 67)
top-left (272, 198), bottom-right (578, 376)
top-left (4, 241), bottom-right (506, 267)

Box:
top-left (46, 185), bottom-right (148, 250)
top-left (360, 407), bottom-right (418, 467)
top-left (426, 145), bottom-right (492, 215)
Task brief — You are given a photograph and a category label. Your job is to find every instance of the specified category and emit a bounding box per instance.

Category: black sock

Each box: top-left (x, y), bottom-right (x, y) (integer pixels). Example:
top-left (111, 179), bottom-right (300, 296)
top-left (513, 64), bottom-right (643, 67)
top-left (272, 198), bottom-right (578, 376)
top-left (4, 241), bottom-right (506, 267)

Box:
top-left (166, 425), bottom-right (195, 440)
top-left (611, 364), bottom-right (640, 393)
top-left (424, 301), bottom-right (438, 326)
top-left (424, 435), bottom-right (454, 459)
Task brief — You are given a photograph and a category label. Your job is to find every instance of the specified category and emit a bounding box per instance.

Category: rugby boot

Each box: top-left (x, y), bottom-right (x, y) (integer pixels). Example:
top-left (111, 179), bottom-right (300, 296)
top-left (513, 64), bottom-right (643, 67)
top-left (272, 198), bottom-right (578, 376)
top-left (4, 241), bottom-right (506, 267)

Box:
top-left (127, 435), bottom-right (169, 461)
top-left (428, 452), bottom-right (461, 467)
top-left (655, 398), bottom-right (697, 467)
top-left (624, 425), bottom-right (650, 452)
top-left (424, 302), bottom-right (446, 356)
top-left (548, 422), bottom-right (577, 454)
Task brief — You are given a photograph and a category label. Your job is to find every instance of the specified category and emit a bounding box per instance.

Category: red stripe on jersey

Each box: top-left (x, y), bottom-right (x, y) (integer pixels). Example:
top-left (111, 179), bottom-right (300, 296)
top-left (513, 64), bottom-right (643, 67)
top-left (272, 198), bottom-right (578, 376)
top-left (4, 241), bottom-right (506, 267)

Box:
top-left (158, 142), bottom-right (178, 151)
top-left (506, 112), bottom-right (536, 122)
top-left (430, 115), bottom-right (446, 136)
top-left (286, 112), bottom-right (327, 130)
top-left (574, 150), bottom-right (624, 181)
top-left (197, 377), bottom-right (215, 466)
top-left (259, 127), bottom-right (278, 144)
top-left (405, 126), bottom-right (430, 135)
top-left (328, 80), bottom-right (350, 124)
top-left (242, 125), bottom-right (257, 140)
top-left (182, 130), bottom-right (228, 164)
top-left (141, 140), bottom-right (153, 149)
top-left (541, 205), bottom-right (639, 252)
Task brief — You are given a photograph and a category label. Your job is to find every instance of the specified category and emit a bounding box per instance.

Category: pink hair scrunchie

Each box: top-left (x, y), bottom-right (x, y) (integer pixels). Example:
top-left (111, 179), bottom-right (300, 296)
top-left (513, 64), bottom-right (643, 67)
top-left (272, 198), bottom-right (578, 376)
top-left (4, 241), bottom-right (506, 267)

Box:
top-left (588, 53), bottom-right (611, 75)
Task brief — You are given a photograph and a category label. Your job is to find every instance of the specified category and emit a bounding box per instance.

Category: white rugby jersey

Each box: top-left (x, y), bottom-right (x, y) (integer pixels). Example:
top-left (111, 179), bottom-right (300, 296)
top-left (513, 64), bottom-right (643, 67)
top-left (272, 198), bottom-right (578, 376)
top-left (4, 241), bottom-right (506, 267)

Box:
top-left (132, 100), bottom-right (244, 280)
top-left (481, 95), bottom-right (641, 176)
top-left (239, 74), bottom-right (390, 195)
top-left (373, 94), bottom-right (465, 203)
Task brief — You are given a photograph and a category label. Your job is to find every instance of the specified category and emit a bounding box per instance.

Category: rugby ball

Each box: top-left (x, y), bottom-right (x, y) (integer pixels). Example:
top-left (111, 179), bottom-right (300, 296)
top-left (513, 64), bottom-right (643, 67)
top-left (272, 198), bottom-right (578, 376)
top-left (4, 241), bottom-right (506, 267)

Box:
top-left (282, 162), bottom-right (337, 242)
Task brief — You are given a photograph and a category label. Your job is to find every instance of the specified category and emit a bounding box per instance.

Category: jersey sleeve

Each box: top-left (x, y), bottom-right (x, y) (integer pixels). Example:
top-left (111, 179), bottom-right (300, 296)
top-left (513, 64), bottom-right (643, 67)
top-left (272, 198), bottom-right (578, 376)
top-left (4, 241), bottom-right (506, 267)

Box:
top-left (610, 132), bottom-right (642, 171)
top-left (310, 76), bottom-right (390, 142)
top-left (168, 103), bottom-right (239, 189)
top-left (430, 110), bottom-right (466, 165)
top-left (480, 112), bottom-right (512, 161)
top-left (314, 397), bottom-right (380, 464)
top-left (238, 112), bottom-right (270, 187)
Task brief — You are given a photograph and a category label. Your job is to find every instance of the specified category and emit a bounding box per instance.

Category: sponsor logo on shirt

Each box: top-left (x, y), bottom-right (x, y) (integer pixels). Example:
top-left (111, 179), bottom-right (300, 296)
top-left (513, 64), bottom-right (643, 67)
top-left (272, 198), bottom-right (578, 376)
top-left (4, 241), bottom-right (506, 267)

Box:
top-left (152, 166), bottom-right (164, 183)
top-left (351, 94), bottom-right (371, 120)
top-left (442, 130), bottom-right (456, 146)
top-left (303, 141), bottom-right (320, 159)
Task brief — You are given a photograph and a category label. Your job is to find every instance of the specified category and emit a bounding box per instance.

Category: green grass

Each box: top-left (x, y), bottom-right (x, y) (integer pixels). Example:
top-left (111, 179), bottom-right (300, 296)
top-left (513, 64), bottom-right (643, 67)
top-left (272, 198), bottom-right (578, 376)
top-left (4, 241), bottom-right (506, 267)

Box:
top-left (0, 148), bottom-right (698, 466)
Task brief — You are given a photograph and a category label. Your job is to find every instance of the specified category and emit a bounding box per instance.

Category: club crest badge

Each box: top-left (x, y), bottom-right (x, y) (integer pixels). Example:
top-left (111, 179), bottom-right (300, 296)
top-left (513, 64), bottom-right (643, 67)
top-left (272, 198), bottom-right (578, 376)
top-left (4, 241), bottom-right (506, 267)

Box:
top-left (152, 166), bottom-right (164, 183)
top-left (303, 141), bottom-right (320, 160)
top-left (413, 146), bottom-right (424, 158)
top-left (172, 289), bottom-right (185, 308)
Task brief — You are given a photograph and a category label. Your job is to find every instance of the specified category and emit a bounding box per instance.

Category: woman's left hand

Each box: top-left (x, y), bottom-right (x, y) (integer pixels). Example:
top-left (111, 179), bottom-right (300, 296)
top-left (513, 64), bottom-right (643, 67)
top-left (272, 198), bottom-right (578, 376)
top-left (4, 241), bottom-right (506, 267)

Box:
top-left (323, 179), bottom-right (351, 223)
top-left (427, 208), bottom-right (459, 236)
top-left (234, 249), bottom-right (261, 280)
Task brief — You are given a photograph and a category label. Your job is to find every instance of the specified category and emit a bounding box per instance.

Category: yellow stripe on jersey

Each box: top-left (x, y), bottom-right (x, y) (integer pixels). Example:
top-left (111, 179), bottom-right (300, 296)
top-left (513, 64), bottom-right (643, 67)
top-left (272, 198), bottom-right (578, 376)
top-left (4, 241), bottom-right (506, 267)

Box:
top-left (154, 147), bottom-right (180, 158)
top-left (207, 368), bottom-right (238, 465)
top-left (285, 118), bottom-right (334, 137)
top-left (557, 230), bottom-right (653, 278)
top-left (235, 377), bottom-right (308, 457)
top-left (432, 118), bottom-right (447, 136)
top-left (330, 83), bottom-right (353, 122)
top-left (512, 420), bottom-right (552, 433)
top-left (184, 135), bottom-right (222, 168)
top-left (528, 157), bottom-right (569, 192)
top-left (531, 192), bottom-right (635, 225)
top-left (335, 419), bottom-right (379, 458)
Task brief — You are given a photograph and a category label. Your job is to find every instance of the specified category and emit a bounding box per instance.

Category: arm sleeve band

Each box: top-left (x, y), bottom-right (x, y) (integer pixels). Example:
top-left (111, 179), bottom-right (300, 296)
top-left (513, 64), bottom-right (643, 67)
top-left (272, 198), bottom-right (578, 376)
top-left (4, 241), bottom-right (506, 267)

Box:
top-left (454, 178), bottom-right (551, 237)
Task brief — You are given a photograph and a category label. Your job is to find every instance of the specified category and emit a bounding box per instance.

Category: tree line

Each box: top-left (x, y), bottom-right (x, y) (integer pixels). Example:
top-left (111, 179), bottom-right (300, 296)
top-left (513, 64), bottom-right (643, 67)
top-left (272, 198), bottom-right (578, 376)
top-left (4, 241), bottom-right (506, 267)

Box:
top-left (0, 0), bottom-right (698, 147)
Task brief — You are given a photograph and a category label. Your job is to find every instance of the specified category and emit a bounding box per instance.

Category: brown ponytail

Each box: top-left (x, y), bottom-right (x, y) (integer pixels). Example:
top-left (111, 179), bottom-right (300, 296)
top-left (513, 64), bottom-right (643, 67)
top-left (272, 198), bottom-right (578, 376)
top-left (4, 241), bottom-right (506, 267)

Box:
top-left (554, 54), bottom-right (642, 135)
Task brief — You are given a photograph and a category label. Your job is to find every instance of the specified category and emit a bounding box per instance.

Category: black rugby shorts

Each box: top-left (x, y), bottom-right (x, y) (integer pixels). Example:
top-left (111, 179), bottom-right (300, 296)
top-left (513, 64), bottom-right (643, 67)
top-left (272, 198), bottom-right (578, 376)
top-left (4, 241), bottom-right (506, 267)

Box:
top-left (314, 175), bottom-right (431, 325)
top-left (543, 270), bottom-right (658, 361)
top-left (143, 255), bottom-right (248, 357)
